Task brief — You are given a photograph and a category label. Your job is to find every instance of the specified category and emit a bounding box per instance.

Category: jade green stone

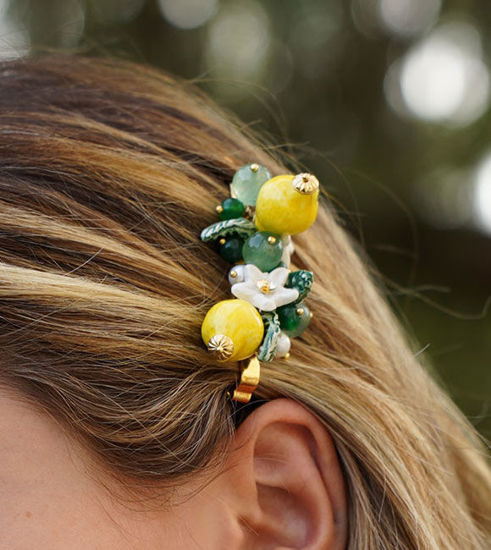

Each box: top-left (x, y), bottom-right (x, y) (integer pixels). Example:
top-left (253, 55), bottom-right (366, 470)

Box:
top-left (231, 163), bottom-right (271, 206)
top-left (219, 197), bottom-right (245, 220)
top-left (242, 231), bottom-right (283, 272)
top-left (219, 236), bottom-right (244, 263)
top-left (277, 302), bottom-right (311, 337)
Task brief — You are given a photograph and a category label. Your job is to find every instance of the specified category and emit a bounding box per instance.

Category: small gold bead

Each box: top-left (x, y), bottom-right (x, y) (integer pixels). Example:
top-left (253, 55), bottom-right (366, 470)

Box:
top-left (267, 235), bottom-right (277, 245)
top-left (284, 352), bottom-right (290, 359)
top-left (216, 204), bottom-right (224, 214)
top-left (296, 307), bottom-right (304, 316)
top-left (309, 310), bottom-right (313, 319)
top-left (219, 237), bottom-right (226, 246)
top-left (250, 163), bottom-right (259, 172)
top-left (230, 270), bottom-right (238, 279)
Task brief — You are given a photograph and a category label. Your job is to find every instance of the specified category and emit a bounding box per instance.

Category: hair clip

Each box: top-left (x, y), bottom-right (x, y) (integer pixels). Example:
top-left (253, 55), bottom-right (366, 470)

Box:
top-left (200, 163), bottom-right (319, 403)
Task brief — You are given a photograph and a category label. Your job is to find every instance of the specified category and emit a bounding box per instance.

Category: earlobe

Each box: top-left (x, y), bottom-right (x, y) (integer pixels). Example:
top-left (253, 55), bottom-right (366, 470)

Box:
top-left (224, 398), bottom-right (348, 549)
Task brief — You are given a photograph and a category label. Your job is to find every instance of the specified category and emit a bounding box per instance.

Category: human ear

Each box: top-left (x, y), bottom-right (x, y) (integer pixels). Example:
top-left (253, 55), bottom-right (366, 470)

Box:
top-left (222, 398), bottom-right (348, 549)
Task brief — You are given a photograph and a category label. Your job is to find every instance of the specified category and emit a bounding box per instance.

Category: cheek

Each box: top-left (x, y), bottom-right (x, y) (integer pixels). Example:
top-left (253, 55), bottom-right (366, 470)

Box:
top-left (0, 438), bottom-right (125, 549)
top-left (0, 395), bottom-right (140, 549)
top-left (0, 394), bottom-right (230, 550)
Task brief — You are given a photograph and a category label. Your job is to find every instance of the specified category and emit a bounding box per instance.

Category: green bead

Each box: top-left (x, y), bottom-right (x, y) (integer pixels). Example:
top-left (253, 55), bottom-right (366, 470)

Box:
top-left (231, 163), bottom-right (271, 206)
top-left (219, 197), bottom-right (245, 220)
top-left (242, 231), bottom-right (283, 272)
top-left (277, 302), bottom-right (311, 337)
top-left (218, 236), bottom-right (244, 263)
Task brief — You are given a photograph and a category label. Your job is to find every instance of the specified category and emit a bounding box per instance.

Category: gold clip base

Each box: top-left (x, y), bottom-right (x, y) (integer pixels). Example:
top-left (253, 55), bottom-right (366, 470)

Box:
top-left (231, 356), bottom-right (261, 403)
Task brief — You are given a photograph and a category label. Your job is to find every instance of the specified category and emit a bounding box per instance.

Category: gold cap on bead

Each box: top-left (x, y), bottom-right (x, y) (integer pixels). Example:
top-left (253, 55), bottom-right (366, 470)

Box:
top-left (292, 173), bottom-right (319, 195)
top-left (207, 334), bottom-right (234, 361)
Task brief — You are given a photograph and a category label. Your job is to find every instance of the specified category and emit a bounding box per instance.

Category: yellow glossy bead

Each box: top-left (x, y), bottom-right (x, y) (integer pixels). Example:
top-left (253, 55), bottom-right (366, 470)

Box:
top-left (255, 174), bottom-right (319, 235)
top-left (201, 299), bottom-right (264, 361)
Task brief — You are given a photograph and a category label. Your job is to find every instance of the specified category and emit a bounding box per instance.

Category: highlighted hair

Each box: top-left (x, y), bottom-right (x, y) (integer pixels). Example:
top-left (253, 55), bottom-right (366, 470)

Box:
top-left (0, 55), bottom-right (489, 548)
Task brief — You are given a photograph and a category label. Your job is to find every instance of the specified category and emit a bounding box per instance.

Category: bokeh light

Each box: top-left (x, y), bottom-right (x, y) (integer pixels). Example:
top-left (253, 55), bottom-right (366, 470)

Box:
top-left (204, 1), bottom-right (270, 87)
top-left (474, 152), bottom-right (491, 235)
top-left (158, 0), bottom-right (218, 30)
top-left (378, 0), bottom-right (441, 36)
top-left (385, 21), bottom-right (490, 125)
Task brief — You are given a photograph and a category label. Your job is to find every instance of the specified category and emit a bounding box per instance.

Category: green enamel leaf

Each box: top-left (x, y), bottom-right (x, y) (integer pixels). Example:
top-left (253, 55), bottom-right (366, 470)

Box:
top-left (257, 311), bottom-right (281, 362)
top-left (200, 217), bottom-right (256, 242)
top-left (286, 270), bottom-right (314, 302)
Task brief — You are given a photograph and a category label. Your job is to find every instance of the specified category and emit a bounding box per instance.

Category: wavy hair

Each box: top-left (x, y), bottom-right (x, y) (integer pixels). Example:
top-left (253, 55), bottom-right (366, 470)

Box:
top-left (0, 55), bottom-right (489, 548)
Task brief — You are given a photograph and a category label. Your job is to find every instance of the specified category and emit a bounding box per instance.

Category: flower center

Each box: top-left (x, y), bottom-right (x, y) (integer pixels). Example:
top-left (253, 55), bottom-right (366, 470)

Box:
top-left (256, 279), bottom-right (276, 294)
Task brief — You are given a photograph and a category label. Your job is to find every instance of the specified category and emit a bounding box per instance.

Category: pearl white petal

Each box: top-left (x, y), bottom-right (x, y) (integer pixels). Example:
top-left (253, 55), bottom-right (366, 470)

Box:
top-left (268, 266), bottom-right (289, 287)
top-left (273, 287), bottom-right (299, 308)
top-left (244, 263), bottom-right (264, 283)
top-left (253, 294), bottom-right (277, 312)
top-left (230, 281), bottom-right (257, 302)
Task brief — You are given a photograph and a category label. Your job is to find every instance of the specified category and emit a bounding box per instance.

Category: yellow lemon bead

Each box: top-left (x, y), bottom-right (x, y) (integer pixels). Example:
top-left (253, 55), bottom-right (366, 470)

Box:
top-left (201, 299), bottom-right (264, 362)
top-left (255, 173), bottom-right (319, 235)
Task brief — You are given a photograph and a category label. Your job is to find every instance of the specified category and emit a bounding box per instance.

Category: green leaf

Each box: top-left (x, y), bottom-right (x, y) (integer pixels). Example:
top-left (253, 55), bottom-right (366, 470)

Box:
top-left (286, 270), bottom-right (314, 302)
top-left (200, 217), bottom-right (256, 242)
top-left (257, 311), bottom-right (281, 362)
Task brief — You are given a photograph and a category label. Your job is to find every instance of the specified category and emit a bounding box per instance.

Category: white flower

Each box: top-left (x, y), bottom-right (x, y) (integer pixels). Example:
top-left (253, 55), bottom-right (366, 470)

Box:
top-left (231, 264), bottom-right (299, 312)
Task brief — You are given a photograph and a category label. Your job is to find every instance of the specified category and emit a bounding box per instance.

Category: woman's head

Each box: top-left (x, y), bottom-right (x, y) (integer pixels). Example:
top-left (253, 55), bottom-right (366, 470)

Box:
top-left (0, 55), bottom-right (489, 549)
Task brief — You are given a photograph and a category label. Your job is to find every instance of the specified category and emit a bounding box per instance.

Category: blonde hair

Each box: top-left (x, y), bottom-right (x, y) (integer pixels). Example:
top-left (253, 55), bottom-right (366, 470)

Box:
top-left (0, 54), bottom-right (489, 548)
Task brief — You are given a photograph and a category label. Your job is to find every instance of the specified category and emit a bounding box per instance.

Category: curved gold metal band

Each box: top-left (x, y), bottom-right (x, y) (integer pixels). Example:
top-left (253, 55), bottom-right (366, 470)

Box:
top-left (232, 356), bottom-right (261, 403)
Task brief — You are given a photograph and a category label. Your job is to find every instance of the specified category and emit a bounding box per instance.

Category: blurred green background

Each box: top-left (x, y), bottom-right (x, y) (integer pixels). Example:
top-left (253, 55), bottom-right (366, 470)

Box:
top-left (1, 0), bottom-right (490, 437)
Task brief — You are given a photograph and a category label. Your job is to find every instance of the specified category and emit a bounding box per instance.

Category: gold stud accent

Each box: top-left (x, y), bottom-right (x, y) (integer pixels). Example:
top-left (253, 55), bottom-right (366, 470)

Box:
top-left (309, 310), bottom-right (313, 319)
top-left (232, 356), bottom-right (261, 403)
top-left (230, 270), bottom-right (238, 279)
top-left (284, 352), bottom-right (290, 359)
top-left (267, 235), bottom-right (277, 245)
top-left (219, 237), bottom-right (226, 246)
top-left (207, 334), bottom-right (234, 361)
top-left (296, 307), bottom-right (304, 316)
top-left (292, 173), bottom-right (319, 195)
top-left (250, 163), bottom-right (259, 173)
top-left (216, 204), bottom-right (224, 214)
